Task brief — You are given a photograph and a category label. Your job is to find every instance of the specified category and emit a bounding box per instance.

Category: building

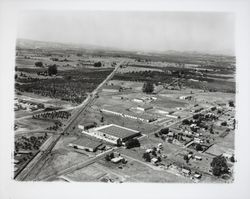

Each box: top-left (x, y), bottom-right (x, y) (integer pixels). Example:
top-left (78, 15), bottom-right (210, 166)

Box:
top-left (78, 122), bottom-right (96, 130)
top-left (182, 168), bottom-right (191, 175)
top-left (101, 108), bottom-right (156, 123)
top-left (166, 114), bottom-right (180, 119)
top-left (111, 156), bottom-right (124, 163)
top-left (68, 137), bottom-right (103, 152)
top-left (136, 105), bottom-right (153, 112)
top-left (102, 85), bottom-right (122, 93)
top-left (194, 155), bottom-right (202, 161)
top-left (191, 107), bottom-right (204, 113)
top-left (193, 173), bottom-right (202, 179)
top-left (151, 157), bottom-right (159, 164)
top-left (133, 98), bottom-right (145, 103)
top-left (179, 95), bottom-right (192, 100)
top-left (86, 124), bottom-right (141, 145)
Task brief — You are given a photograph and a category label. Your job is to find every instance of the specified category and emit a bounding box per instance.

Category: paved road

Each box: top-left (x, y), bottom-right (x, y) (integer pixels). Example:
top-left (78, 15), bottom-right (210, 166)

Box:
top-left (15, 129), bottom-right (58, 136)
top-left (40, 147), bottom-right (118, 181)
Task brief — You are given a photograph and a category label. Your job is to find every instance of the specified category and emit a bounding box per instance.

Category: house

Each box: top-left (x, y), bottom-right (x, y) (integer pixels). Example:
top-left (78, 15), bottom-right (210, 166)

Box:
top-left (194, 138), bottom-right (203, 143)
top-left (191, 107), bottom-right (204, 113)
top-left (146, 149), bottom-right (153, 153)
top-left (179, 95), bottom-right (192, 100)
top-left (223, 150), bottom-right (234, 159)
top-left (168, 132), bottom-right (174, 137)
top-left (182, 168), bottom-right (191, 175)
top-left (194, 155), bottom-right (202, 161)
top-left (151, 157), bottom-right (159, 164)
top-left (193, 173), bottom-right (202, 179)
top-left (133, 98), bottom-right (144, 103)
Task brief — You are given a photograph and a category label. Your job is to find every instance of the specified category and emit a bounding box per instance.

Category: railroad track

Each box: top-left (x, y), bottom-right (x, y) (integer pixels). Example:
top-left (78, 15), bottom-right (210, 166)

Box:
top-left (14, 61), bottom-right (123, 181)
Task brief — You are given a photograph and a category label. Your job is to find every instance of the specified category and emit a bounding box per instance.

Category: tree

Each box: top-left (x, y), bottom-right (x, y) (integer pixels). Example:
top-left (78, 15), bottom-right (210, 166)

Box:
top-left (105, 154), bottom-right (111, 161)
top-left (94, 61), bottom-right (102, 67)
top-left (210, 155), bottom-right (229, 176)
top-left (193, 114), bottom-right (200, 120)
top-left (184, 154), bottom-right (189, 163)
top-left (35, 61), bottom-right (43, 67)
top-left (159, 127), bottom-right (169, 135)
top-left (142, 82), bottom-right (154, 94)
top-left (230, 155), bottom-right (236, 163)
top-left (154, 132), bottom-right (159, 137)
top-left (228, 100), bottom-right (235, 107)
top-left (125, 138), bottom-right (140, 149)
top-left (182, 119), bottom-right (190, 125)
top-left (221, 121), bottom-right (227, 126)
top-left (209, 125), bottom-right (214, 134)
top-left (195, 143), bottom-right (203, 151)
top-left (65, 75), bottom-right (72, 81)
top-left (48, 64), bottom-right (58, 76)
top-left (143, 152), bottom-right (151, 162)
top-left (109, 152), bottom-right (115, 159)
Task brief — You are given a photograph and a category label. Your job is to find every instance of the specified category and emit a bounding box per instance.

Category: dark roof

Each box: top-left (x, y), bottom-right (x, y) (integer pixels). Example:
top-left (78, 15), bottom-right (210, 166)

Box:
top-left (71, 137), bottom-right (102, 149)
top-left (96, 124), bottom-right (140, 139)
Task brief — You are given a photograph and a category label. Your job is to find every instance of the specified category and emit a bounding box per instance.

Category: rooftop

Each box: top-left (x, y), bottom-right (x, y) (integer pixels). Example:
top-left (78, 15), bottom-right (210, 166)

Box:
top-left (71, 137), bottom-right (102, 149)
top-left (137, 105), bottom-right (153, 109)
top-left (102, 105), bottom-right (156, 121)
top-left (95, 124), bottom-right (140, 139)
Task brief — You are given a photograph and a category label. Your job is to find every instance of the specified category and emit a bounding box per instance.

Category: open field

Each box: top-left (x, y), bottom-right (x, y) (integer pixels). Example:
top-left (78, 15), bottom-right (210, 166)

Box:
top-left (14, 39), bottom-right (236, 183)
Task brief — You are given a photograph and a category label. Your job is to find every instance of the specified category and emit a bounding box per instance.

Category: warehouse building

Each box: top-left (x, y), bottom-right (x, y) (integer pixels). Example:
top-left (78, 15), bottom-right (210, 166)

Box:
top-left (78, 122), bottom-right (96, 130)
top-left (136, 105), bottom-right (153, 112)
top-left (102, 85), bottom-right (122, 93)
top-left (68, 137), bottom-right (103, 152)
top-left (101, 108), bottom-right (156, 123)
top-left (86, 124), bottom-right (141, 145)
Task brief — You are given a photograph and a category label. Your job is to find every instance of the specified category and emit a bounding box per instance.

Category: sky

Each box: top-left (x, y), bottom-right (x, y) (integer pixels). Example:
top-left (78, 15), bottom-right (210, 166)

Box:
top-left (17, 11), bottom-right (235, 55)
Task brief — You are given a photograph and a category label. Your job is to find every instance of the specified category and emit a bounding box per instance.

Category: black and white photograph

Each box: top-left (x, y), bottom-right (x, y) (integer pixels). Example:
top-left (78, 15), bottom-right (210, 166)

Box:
top-left (0, 0), bottom-right (250, 199)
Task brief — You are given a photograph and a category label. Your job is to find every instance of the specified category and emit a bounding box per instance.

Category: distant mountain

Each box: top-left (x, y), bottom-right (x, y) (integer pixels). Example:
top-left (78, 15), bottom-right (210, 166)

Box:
top-left (16, 38), bottom-right (121, 52)
top-left (16, 38), bottom-right (234, 59)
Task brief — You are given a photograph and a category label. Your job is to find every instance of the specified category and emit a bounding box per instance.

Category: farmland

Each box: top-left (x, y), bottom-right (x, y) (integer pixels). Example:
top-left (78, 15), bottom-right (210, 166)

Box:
top-left (14, 39), bottom-right (235, 183)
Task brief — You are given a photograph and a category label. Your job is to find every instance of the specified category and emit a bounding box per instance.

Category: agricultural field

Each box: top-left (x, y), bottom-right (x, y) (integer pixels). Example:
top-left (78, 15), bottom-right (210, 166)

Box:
top-left (14, 39), bottom-right (236, 184)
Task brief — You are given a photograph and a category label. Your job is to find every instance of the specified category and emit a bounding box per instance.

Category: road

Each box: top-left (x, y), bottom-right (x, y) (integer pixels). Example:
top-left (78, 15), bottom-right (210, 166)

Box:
top-left (15, 129), bottom-right (58, 136)
top-left (15, 61), bottom-right (124, 181)
top-left (40, 147), bottom-right (118, 181)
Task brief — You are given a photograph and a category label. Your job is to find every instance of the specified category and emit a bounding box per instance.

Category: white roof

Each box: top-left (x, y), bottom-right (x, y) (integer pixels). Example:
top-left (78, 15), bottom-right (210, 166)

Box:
top-left (111, 156), bottom-right (124, 162)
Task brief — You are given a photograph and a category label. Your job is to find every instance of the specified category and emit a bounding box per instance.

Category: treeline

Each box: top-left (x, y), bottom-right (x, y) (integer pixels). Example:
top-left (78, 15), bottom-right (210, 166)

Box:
top-left (15, 69), bottom-right (113, 104)
top-left (33, 111), bottom-right (71, 120)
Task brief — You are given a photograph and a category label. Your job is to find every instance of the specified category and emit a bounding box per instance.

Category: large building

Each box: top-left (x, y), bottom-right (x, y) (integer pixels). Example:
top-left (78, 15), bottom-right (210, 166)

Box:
top-left (136, 105), bottom-right (153, 112)
top-left (102, 85), bottom-right (122, 93)
top-left (84, 124), bottom-right (141, 145)
top-left (68, 137), bottom-right (103, 152)
top-left (101, 107), bottom-right (156, 123)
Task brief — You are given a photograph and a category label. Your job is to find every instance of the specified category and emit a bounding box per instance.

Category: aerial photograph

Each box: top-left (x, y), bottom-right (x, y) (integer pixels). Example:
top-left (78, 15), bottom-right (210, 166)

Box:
top-left (13, 11), bottom-right (236, 183)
